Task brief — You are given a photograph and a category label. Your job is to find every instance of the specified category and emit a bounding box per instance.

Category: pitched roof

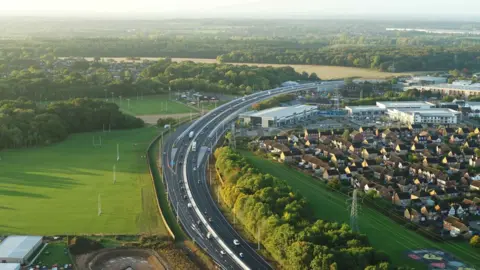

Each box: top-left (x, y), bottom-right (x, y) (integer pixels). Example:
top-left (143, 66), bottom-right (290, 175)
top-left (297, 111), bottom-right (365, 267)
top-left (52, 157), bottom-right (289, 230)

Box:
top-left (396, 192), bottom-right (411, 200)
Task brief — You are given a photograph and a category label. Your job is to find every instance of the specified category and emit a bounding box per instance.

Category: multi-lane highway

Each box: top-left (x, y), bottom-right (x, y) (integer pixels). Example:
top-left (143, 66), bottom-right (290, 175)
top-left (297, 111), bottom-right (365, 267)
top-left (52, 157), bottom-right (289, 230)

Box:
top-left (160, 81), bottom-right (344, 269)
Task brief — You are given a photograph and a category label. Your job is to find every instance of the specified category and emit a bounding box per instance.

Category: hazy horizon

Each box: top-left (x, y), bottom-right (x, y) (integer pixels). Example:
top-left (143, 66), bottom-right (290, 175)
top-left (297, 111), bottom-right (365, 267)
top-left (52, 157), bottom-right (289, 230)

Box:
top-left (1, 0), bottom-right (480, 21)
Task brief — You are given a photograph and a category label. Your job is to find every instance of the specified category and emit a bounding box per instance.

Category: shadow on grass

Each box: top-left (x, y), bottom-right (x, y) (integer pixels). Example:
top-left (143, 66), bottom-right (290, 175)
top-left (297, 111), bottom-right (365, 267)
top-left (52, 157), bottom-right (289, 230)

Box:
top-left (0, 172), bottom-right (81, 189)
top-left (0, 206), bottom-right (15, 210)
top-left (0, 188), bottom-right (50, 198)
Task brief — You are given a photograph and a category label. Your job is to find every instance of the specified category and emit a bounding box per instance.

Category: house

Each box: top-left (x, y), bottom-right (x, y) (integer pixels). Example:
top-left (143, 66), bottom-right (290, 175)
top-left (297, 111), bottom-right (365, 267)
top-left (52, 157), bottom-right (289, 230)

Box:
top-left (396, 144), bottom-right (409, 155)
top-left (350, 131), bottom-right (365, 142)
top-left (372, 166), bottom-right (386, 181)
top-left (275, 135), bottom-right (288, 144)
top-left (411, 143), bottom-right (425, 152)
top-left (359, 126), bottom-right (374, 137)
top-left (330, 153), bottom-right (345, 166)
top-left (443, 216), bottom-right (469, 235)
top-left (323, 169), bottom-right (339, 180)
top-left (461, 199), bottom-right (478, 214)
top-left (409, 124), bottom-right (423, 133)
top-left (288, 134), bottom-right (299, 143)
top-left (471, 181), bottom-right (480, 191)
top-left (280, 151), bottom-right (294, 163)
top-left (414, 131), bottom-right (429, 143)
top-left (361, 148), bottom-right (377, 159)
top-left (397, 178), bottom-right (414, 192)
top-left (428, 135), bottom-right (442, 144)
top-left (423, 157), bottom-right (440, 166)
top-left (271, 143), bottom-right (290, 153)
top-left (420, 205), bottom-right (439, 221)
top-left (469, 157), bottom-right (480, 167)
top-left (385, 170), bottom-right (406, 183)
top-left (349, 142), bottom-right (363, 154)
top-left (444, 187), bottom-right (459, 198)
top-left (450, 134), bottom-right (465, 144)
top-left (442, 156), bottom-right (457, 166)
top-left (345, 166), bottom-right (359, 176)
top-left (436, 144), bottom-right (451, 155)
top-left (364, 182), bottom-right (380, 194)
top-left (404, 208), bottom-right (421, 223)
top-left (392, 192), bottom-right (411, 207)
top-left (302, 154), bottom-right (330, 173)
top-left (411, 190), bottom-right (430, 203)
top-left (431, 189), bottom-right (447, 200)
top-left (258, 136), bottom-right (274, 142)
top-left (304, 129), bottom-right (319, 141)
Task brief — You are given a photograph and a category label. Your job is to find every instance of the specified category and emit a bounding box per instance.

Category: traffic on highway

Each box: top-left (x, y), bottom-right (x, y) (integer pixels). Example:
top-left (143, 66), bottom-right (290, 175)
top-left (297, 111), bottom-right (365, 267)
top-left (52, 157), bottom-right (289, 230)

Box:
top-left (161, 82), bottom-right (341, 269)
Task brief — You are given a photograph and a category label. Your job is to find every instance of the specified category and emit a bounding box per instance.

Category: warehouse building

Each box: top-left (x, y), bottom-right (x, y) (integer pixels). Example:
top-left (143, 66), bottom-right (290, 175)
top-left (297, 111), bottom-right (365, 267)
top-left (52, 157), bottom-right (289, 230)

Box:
top-left (388, 108), bottom-right (460, 125)
top-left (376, 101), bottom-right (435, 110)
top-left (412, 83), bottom-right (480, 97)
top-left (239, 105), bottom-right (318, 128)
top-left (0, 236), bottom-right (43, 264)
top-left (0, 264), bottom-right (20, 270)
top-left (345, 106), bottom-right (386, 120)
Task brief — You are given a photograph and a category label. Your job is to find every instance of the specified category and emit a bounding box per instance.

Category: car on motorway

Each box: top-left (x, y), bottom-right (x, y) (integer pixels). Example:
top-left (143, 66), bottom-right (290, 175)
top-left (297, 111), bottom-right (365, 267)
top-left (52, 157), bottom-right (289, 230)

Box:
top-left (233, 239), bottom-right (240, 246)
top-left (187, 203), bottom-right (192, 208)
top-left (239, 252), bottom-right (244, 258)
top-left (220, 250), bottom-right (226, 255)
top-left (193, 167), bottom-right (196, 171)
top-left (208, 217), bottom-right (213, 223)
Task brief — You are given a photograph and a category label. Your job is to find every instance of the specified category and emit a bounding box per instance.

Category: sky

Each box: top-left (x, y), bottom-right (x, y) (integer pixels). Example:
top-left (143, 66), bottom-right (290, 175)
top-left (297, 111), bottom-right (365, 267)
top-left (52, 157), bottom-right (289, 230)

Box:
top-left (2, 0), bottom-right (480, 19)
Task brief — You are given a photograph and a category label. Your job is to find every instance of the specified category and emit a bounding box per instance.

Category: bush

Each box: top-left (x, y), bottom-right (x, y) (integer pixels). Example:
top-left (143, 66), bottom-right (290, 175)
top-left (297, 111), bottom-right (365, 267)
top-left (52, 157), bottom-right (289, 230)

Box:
top-left (470, 235), bottom-right (480, 248)
top-left (68, 236), bottom-right (104, 255)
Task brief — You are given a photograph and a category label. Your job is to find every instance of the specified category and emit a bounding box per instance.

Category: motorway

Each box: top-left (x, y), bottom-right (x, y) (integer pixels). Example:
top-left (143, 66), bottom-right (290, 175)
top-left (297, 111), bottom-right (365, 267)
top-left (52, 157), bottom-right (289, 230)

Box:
top-left (160, 81), bottom-right (344, 269)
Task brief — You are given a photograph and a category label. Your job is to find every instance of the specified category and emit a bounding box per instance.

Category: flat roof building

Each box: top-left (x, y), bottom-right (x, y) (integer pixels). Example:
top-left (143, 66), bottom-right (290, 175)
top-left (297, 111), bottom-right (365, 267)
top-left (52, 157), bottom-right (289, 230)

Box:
top-left (0, 264), bottom-right (20, 270)
top-left (376, 101), bottom-right (435, 109)
top-left (413, 83), bottom-right (480, 97)
top-left (388, 108), bottom-right (460, 125)
top-left (239, 105), bottom-right (318, 128)
top-left (345, 106), bottom-right (386, 120)
top-left (0, 236), bottom-right (43, 264)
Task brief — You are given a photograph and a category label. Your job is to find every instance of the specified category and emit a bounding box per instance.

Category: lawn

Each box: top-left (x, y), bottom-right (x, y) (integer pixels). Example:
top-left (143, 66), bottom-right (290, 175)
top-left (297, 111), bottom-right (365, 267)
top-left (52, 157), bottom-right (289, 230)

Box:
top-left (33, 241), bottom-right (72, 267)
top-left (78, 57), bottom-right (410, 79)
top-left (240, 151), bottom-right (480, 269)
top-left (112, 95), bottom-right (194, 115)
top-left (0, 127), bottom-right (167, 235)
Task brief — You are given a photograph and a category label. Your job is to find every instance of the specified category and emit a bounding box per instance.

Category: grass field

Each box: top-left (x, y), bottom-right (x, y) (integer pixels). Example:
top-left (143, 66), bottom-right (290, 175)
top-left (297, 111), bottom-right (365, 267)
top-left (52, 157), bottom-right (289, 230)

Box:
top-left (77, 57), bottom-right (410, 80)
top-left (33, 242), bottom-right (72, 267)
top-left (240, 151), bottom-right (480, 269)
top-left (0, 127), bottom-right (167, 235)
top-left (112, 95), bottom-right (194, 116)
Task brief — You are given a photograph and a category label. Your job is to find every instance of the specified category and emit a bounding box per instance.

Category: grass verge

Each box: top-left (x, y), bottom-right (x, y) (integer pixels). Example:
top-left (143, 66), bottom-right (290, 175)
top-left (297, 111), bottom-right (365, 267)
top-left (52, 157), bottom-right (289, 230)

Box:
top-left (113, 95), bottom-right (194, 115)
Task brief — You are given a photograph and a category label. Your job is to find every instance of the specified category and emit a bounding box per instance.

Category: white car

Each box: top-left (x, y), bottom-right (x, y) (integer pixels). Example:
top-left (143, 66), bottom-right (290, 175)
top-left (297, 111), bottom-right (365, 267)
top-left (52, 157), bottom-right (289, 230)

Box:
top-left (193, 167), bottom-right (196, 171)
top-left (233, 239), bottom-right (240, 246)
top-left (187, 203), bottom-right (192, 208)
top-left (239, 252), bottom-right (244, 258)
top-left (220, 250), bottom-right (226, 255)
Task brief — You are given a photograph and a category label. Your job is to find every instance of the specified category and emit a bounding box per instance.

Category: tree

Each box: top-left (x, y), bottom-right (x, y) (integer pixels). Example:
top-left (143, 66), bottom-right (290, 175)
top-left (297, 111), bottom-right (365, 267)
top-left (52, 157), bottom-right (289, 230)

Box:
top-left (327, 177), bottom-right (341, 190)
top-left (470, 235), bottom-right (480, 248)
top-left (342, 129), bottom-right (350, 140)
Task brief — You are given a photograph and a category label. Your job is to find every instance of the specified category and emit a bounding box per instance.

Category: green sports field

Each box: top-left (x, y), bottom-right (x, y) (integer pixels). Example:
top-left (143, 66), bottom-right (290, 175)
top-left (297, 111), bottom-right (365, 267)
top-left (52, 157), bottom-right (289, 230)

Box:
top-left (241, 151), bottom-right (480, 269)
top-left (112, 95), bottom-right (194, 115)
top-left (0, 127), bottom-right (167, 235)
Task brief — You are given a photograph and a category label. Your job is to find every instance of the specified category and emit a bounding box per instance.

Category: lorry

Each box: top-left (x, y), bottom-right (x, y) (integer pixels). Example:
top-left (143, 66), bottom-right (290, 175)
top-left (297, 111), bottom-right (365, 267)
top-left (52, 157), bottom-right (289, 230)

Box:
top-left (188, 131), bottom-right (195, 139)
top-left (192, 141), bottom-right (197, 152)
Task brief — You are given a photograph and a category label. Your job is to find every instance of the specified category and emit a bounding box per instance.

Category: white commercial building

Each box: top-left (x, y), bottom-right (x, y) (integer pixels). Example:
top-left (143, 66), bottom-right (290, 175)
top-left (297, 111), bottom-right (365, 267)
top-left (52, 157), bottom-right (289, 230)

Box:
top-left (376, 101), bottom-right (435, 110)
top-left (239, 105), bottom-right (318, 128)
top-left (388, 108), bottom-right (460, 125)
top-left (0, 236), bottom-right (43, 264)
top-left (0, 264), bottom-right (20, 270)
top-left (413, 83), bottom-right (480, 97)
top-left (405, 76), bottom-right (447, 85)
top-left (345, 106), bottom-right (386, 120)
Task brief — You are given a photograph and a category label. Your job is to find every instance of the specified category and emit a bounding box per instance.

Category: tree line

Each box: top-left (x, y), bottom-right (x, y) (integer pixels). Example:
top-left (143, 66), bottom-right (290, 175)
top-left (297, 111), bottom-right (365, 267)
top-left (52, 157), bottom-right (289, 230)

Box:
top-left (251, 94), bottom-right (297, 111)
top-left (0, 98), bottom-right (143, 150)
top-left (214, 147), bottom-right (390, 270)
top-left (0, 58), bottom-right (313, 101)
top-left (217, 46), bottom-right (480, 72)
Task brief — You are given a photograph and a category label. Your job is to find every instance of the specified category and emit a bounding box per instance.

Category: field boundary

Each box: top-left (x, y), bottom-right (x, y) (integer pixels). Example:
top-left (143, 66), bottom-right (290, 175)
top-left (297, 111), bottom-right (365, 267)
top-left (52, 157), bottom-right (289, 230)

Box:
top-left (146, 129), bottom-right (176, 240)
